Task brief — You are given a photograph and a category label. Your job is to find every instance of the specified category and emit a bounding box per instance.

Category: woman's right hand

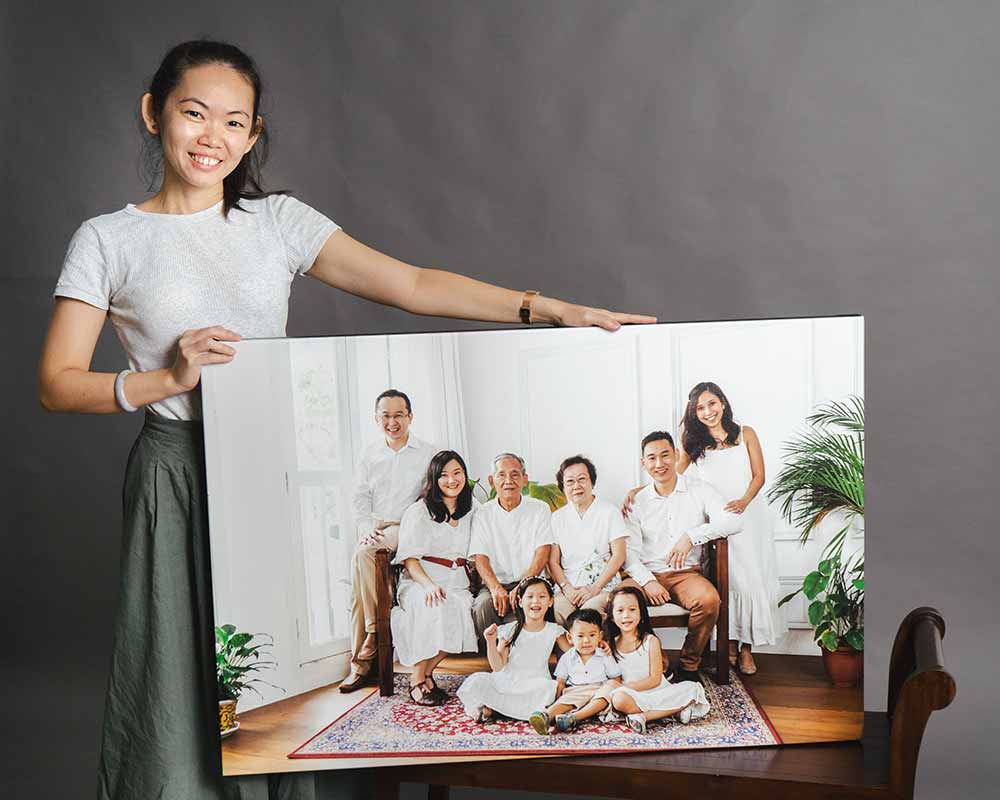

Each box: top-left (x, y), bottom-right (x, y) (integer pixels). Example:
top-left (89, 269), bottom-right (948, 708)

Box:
top-left (168, 326), bottom-right (241, 393)
top-left (423, 583), bottom-right (447, 607)
top-left (619, 485), bottom-right (643, 518)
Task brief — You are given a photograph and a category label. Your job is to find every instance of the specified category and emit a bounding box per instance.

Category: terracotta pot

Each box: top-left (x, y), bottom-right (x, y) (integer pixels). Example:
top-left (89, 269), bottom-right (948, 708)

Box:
top-left (821, 644), bottom-right (863, 687)
top-left (219, 699), bottom-right (237, 733)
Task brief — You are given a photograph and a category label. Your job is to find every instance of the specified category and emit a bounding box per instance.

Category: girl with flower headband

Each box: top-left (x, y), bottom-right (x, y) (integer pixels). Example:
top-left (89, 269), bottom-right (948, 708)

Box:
top-left (457, 575), bottom-right (571, 723)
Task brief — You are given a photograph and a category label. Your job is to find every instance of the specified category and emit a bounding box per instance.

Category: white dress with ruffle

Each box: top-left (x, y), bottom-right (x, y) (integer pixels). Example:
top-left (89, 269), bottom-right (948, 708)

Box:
top-left (692, 427), bottom-right (788, 647)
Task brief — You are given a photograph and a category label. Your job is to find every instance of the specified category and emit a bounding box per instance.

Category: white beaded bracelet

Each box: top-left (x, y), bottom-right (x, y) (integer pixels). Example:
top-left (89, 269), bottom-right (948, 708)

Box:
top-left (114, 369), bottom-right (138, 413)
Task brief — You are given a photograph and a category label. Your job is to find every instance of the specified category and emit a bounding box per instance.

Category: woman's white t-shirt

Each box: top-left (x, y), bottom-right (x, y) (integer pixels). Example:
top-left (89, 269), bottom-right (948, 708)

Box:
top-left (54, 194), bottom-right (339, 420)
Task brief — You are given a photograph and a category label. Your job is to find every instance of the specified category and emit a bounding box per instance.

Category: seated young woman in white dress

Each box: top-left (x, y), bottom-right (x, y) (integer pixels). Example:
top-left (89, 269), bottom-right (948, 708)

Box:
top-left (390, 450), bottom-right (479, 705)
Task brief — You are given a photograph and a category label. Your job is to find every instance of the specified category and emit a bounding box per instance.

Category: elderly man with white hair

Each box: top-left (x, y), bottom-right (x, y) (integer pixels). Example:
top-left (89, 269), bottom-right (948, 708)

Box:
top-left (468, 452), bottom-right (554, 643)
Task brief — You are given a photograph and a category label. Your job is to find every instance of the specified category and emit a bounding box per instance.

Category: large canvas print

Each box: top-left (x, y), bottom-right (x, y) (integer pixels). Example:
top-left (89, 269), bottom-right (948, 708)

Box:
top-left (202, 315), bottom-right (864, 775)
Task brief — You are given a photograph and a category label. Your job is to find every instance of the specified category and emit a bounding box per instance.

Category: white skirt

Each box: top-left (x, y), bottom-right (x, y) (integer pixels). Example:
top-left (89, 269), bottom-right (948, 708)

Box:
top-left (611, 678), bottom-right (710, 719)
top-left (456, 671), bottom-right (558, 721)
top-left (390, 581), bottom-right (478, 666)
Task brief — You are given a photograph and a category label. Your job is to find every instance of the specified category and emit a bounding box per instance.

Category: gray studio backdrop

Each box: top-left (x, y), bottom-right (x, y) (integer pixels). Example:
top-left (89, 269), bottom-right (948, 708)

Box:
top-left (3, 1), bottom-right (996, 798)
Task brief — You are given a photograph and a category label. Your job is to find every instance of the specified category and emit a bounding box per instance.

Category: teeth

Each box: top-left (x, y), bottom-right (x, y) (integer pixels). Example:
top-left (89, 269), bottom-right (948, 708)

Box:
top-left (191, 154), bottom-right (221, 166)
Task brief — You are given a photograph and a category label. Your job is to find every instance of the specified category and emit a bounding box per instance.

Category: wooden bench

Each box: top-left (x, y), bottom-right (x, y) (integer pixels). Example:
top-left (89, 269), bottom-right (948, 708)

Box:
top-left (371, 606), bottom-right (955, 800)
top-left (374, 538), bottom-right (730, 696)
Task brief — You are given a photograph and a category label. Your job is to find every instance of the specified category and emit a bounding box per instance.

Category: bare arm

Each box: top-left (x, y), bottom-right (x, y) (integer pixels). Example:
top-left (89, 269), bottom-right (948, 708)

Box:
top-left (621, 638), bottom-right (665, 692)
top-left (486, 630), bottom-right (509, 672)
top-left (305, 231), bottom-right (657, 331)
top-left (588, 537), bottom-right (628, 594)
top-left (547, 544), bottom-right (570, 589)
top-left (523, 544), bottom-right (552, 582)
top-left (741, 426), bottom-right (766, 501)
top-left (38, 298), bottom-right (239, 414)
top-left (676, 445), bottom-right (692, 475)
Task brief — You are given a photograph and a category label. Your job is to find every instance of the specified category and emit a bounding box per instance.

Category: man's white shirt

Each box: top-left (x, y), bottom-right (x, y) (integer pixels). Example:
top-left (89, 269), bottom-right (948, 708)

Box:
top-left (468, 495), bottom-right (554, 584)
top-left (624, 472), bottom-right (742, 586)
top-left (550, 496), bottom-right (633, 588)
top-left (351, 434), bottom-right (438, 539)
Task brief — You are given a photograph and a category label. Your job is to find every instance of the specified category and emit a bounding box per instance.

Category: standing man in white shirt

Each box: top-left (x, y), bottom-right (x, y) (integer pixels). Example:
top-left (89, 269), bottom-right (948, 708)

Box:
top-left (341, 389), bottom-right (438, 692)
top-left (548, 455), bottom-right (632, 625)
top-left (624, 430), bottom-right (742, 683)
top-left (468, 453), bottom-right (554, 645)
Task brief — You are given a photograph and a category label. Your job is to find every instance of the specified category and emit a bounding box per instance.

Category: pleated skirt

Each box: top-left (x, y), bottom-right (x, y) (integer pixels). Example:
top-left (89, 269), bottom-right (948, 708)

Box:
top-left (97, 413), bottom-right (321, 800)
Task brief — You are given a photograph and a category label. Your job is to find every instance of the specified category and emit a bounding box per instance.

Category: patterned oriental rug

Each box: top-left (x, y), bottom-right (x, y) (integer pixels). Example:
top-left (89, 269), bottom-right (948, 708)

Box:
top-left (288, 672), bottom-right (782, 759)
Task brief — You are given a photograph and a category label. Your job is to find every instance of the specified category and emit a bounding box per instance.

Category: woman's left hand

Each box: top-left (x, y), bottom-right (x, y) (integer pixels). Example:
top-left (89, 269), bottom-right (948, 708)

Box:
top-left (724, 498), bottom-right (750, 514)
top-left (555, 302), bottom-right (657, 332)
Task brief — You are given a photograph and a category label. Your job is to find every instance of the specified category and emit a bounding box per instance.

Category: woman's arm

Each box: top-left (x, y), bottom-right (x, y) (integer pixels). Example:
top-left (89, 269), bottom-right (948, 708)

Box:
top-left (554, 632), bottom-right (572, 653)
top-left (38, 298), bottom-right (239, 414)
top-left (402, 557), bottom-right (446, 607)
top-left (305, 231), bottom-right (656, 331)
top-left (724, 426), bottom-right (766, 513)
top-left (547, 544), bottom-right (570, 591)
top-left (676, 444), bottom-right (692, 475)
top-left (587, 537), bottom-right (628, 595)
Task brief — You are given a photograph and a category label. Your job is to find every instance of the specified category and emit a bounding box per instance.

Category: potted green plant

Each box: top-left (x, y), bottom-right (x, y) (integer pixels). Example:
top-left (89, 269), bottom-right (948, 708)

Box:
top-left (768, 396), bottom-right (865, 686)
top-left (215, 624), bottom-right (281, 735)
top-left (471, 478), bottom-right (567, 511)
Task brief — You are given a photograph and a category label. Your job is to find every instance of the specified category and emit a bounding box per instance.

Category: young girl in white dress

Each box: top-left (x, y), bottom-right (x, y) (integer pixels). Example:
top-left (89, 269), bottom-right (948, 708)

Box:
top-left (679, 382), bottom-right (787, 675)
top-left (391, 451), bottom-right (480, 705)
top-left (457, 576), bottom-right (570, 723)
top-left (605, 586), bottom-right (710, 734)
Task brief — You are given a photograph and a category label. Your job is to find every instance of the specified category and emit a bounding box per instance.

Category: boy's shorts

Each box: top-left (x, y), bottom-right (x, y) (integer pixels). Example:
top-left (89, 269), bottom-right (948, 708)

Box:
top-left (558, 681), bottom-right (616, 710)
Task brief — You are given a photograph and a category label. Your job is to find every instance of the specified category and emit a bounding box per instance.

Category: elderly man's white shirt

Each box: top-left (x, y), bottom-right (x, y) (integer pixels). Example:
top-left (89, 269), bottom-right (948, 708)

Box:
top-left (351, 434), bottom-right (437, 539)
top-left (468, 495), bottom-right (554, 584)
top-left (624, 473), bottom-right (742, 586)
top-left (550, 496), bottom-right (633, 588)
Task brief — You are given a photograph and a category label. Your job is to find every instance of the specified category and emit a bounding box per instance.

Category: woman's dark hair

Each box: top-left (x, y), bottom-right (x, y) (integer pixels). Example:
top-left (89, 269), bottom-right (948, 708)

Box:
top-left (419, 450), bottom-right (473, 523)
top-left (505, 575), bottom-right (556, 650)
top-left (680, 381), bottom-right (741, 464)
top-left (555, 455), bottom-right (597, 492)
top-left (139, 40), bottom-right (286, 217)
top-left (604, 585), bottom-right (654, 662)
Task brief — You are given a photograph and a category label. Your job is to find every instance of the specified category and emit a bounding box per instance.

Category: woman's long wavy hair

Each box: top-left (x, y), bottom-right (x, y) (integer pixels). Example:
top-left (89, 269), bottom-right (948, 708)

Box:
top-left (681, 381), bottom-right (741, 464)
top-left (604, 585), bottom-right (654, 662)
top-left (505, 576), bottom-right (556, 650)
top-left (138, 40), bottom-right (287, 217)
top-left (419, 450), bottom-right (474, 523)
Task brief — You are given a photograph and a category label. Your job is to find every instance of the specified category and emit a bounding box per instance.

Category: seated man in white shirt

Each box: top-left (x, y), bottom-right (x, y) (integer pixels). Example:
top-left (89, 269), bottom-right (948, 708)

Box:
top-left (341, 389), bottom-right (437, 693)
top-left (547, 455), bottom-right (631, 625)
top-left (469, 453), bottom-right (554, 645)
top-left (623, 430), bottom-right (742, 683)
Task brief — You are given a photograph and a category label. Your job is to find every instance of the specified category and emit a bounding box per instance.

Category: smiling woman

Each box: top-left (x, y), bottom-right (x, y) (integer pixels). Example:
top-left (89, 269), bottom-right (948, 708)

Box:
top-left (37, 37), bottom-right (654, 800)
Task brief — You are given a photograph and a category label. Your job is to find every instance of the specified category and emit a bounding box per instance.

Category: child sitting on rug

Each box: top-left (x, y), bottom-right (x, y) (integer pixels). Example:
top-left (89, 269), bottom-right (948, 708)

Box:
top-left (604, 586), bottom-right (711, 734)
top-left (528, 608), bottom-right (622, 734)
top-left (457, 576), bottom-right (570, 723)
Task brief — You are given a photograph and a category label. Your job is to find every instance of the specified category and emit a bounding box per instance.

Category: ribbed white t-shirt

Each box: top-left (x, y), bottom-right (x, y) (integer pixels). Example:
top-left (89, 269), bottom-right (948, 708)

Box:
top-left (54, 194), bottom-right (340, 420)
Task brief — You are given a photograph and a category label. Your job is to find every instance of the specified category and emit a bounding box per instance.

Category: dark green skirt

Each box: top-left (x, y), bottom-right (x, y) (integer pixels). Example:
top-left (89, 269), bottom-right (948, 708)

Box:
top-left (97, 413), bottom-right (322, 800)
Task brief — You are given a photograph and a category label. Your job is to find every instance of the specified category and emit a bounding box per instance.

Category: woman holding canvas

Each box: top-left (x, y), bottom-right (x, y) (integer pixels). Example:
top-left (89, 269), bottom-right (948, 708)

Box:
top-left (37, 40), bottom-right (654, 800)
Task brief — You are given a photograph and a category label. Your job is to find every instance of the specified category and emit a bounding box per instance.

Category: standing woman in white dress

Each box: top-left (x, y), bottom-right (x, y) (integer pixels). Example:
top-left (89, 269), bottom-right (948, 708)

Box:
top-left (391, 450), bottom-right (479, 705)
top-left (37, 39), bottom-right (655, 800)
top-left (678, 381), bottom-right (787, 675)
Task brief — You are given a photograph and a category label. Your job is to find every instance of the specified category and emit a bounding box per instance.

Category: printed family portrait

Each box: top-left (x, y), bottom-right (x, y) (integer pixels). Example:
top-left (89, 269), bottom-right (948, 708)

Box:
top-left (202, 315), bottom-right (864, 773)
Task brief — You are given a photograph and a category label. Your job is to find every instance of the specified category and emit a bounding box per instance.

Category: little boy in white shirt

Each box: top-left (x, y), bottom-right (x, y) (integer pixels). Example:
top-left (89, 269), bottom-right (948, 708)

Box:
top-left (529, 608), bottom-right (621, 734)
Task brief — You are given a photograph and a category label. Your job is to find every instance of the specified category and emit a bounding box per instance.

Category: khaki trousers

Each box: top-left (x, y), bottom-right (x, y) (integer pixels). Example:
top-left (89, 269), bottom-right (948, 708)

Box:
top-left (348, 524), bottom-right (400, 670)
top-left (632, 568), bottom-right (721, 671)
top-left (553, 590), bottom-right (612, 626)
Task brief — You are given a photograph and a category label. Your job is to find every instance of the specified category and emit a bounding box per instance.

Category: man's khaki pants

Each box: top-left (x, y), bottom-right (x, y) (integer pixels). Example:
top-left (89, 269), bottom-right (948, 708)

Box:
top-left (348, 525), bottom-right (400, 671)
top-left (627, 567), bottom-right (720, 672)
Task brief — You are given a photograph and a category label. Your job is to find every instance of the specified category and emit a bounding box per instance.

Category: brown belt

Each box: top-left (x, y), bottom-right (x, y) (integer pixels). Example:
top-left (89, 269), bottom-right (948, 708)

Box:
top-left (422, 555), bottom-right (469, 569)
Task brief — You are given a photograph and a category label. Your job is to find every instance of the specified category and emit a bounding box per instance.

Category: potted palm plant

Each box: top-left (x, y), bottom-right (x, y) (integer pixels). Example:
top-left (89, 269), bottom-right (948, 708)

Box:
top-left (768, 396), bottom-right (865, 687)
top-left (215, 624), bottom-right (281, 736)
top-left (471, 478), bottom-right (567, 511)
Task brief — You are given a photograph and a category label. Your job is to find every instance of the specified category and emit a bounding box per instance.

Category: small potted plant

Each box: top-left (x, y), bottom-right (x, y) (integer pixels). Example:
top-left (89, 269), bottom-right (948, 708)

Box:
top-left (215, 624), bottom-right (281, 736)
top-left (769, 396), bottom-right (865, 686)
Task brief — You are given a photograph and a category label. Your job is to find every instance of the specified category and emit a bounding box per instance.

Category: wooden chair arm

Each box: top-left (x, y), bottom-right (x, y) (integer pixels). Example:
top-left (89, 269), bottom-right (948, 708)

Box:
top-left (886, 607), bottom-right (956, 799)
top-left (374, 548), bottom-right (395, 697)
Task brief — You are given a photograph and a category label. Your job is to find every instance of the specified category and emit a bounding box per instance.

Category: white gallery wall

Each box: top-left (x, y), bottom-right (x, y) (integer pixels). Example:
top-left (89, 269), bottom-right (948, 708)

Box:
top-left (204, 316), bottom-right (863, 710)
